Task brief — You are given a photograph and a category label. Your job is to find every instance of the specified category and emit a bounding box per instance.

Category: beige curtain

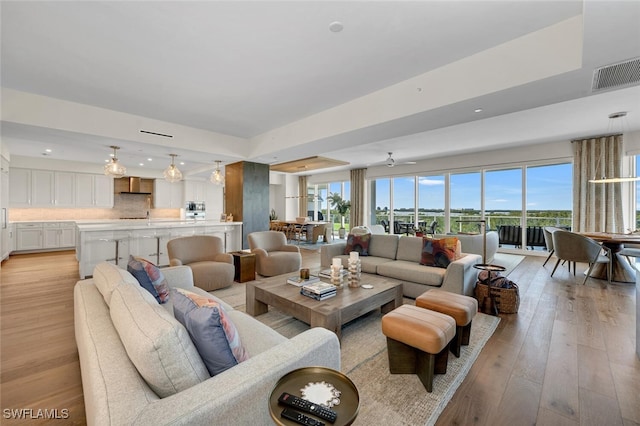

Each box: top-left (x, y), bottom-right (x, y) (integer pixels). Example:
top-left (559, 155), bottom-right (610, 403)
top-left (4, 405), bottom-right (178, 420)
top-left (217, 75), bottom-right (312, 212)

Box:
top-left (572, 134), bottom-right (624, 233)
top-left (350, 168), bottom-right (366, 227)
top-left (298, 175), bottom-right (307, 217)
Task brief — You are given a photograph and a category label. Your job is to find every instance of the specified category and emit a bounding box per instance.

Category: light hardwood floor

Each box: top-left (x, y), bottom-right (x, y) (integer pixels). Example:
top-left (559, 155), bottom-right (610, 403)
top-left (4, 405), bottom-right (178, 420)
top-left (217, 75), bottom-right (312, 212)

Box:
top-left (1, 250), bottom-right (638, 425)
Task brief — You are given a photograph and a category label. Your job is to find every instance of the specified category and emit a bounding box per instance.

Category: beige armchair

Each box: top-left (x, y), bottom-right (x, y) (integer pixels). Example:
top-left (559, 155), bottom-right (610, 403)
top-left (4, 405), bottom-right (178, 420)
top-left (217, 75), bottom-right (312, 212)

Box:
top-left (247, 231), bottom-right (302, 277)
top-left (166, 235), bottom-right (235, 291)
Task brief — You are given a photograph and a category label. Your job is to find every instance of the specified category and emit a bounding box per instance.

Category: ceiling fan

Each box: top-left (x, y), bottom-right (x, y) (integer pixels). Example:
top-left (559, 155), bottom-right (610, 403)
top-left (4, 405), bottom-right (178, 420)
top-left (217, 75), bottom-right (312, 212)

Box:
top-left (385, 152), bottom-right (417, 167)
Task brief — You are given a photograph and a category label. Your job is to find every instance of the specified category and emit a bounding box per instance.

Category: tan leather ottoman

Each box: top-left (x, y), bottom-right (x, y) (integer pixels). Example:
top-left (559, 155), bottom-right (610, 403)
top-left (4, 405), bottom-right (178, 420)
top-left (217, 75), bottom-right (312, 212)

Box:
top-left (416, 289), bottom-right (478, 357)
top-left (381, 304), bottom-right (456, 392)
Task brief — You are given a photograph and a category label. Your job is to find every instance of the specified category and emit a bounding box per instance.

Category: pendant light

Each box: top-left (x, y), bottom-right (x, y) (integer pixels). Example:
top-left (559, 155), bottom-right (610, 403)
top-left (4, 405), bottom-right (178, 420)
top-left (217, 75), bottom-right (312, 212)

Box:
top-left (588, 112), bottom-right (639, 183)
top-left (163, 154), bottom-right (183, 183)
top-left (104, 145), bottom-right (127, 178)
top-left (210, 160), bottom-right (225, 186)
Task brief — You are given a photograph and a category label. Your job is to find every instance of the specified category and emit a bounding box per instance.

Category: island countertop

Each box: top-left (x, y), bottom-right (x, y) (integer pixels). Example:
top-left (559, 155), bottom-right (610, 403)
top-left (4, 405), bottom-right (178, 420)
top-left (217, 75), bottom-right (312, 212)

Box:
top-left (75, 220), bottom-right (242, 232)
top-left (75, 220), bottom-right (243, 278)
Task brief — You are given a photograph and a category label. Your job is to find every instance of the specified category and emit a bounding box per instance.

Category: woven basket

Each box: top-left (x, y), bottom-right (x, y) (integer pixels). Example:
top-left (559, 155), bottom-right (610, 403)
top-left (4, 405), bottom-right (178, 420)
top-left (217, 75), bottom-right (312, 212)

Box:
top-left (474, 280), bottom-right (520, 314)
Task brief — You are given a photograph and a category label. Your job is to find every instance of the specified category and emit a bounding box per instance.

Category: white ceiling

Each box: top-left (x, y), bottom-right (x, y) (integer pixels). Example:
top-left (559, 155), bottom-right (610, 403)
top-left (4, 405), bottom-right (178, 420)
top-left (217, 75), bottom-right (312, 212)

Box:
top-left (2, 1), bottom-right (640, 177)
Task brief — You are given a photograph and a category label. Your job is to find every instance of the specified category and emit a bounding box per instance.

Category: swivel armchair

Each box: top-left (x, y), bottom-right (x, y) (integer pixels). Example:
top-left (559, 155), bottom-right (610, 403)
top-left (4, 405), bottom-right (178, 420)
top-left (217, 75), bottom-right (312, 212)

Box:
top-left (166, 235), bottom-right (235, 291)
top-left (247, 231), bottom-right (302, 277)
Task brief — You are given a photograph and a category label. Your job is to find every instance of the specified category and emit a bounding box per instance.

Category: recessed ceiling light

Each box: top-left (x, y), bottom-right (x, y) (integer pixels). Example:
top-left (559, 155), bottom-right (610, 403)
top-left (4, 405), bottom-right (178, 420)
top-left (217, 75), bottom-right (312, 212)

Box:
top-left (139, 163), bottom-right (144, 166)
top-left (45, 148), bottom-right (52, 153)
top-left (147, 158), bottom-right (152, 162)
top-left (329, 21), bottom-right (343, 33)
top-left (180, 162), bottom-right (185, 166)
top-left (474, 108), bottom-right (483, 113)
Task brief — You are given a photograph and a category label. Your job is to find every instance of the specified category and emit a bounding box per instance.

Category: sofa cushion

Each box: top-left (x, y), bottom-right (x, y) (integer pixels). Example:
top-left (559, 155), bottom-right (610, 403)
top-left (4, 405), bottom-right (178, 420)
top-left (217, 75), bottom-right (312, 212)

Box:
top-left (377, 260), bottom-right (446, 286)
top-left (93, 261), bottom-right (140, 306)
top-left (172, 288), bottom-right (249, 376)
top-left (359, 256), bottom-right (395, 274)
top-left (420, 237), bottom-right (460, 268)
top-left (344, 232), bottom-right (371, 256)
top-left (367, 234), bottom-right (400, 259)
top-left (127, 255), bottom-right (170, 303)
top-left (396, 236), bottom-right (424, 263)
top-left (109, 283), bottom-right (210, 398)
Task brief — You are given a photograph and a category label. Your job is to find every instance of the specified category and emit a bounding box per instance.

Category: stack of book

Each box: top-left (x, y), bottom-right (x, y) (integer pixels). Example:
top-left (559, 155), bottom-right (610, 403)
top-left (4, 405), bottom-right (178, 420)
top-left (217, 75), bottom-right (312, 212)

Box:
top-left (318, 268), bottom-right (348, 279)
top-left (287, 275), bottom-right (320, 287)
top-left (300, 281), bottom-right (337, 301)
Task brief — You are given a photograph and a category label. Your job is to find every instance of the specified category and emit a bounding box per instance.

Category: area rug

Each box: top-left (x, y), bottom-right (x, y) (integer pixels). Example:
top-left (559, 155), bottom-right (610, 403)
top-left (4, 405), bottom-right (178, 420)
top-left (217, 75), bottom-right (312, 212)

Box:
top-left (212, 284), bottom-right (500, 425)
top-left (493, 252), bottom-right (525, 276)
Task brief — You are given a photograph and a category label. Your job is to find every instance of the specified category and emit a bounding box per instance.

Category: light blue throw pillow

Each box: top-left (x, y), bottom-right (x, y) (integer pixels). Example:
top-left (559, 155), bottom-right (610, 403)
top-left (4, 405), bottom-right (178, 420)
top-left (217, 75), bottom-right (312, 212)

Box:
top-left (171, 288), bottom-right (248, 376)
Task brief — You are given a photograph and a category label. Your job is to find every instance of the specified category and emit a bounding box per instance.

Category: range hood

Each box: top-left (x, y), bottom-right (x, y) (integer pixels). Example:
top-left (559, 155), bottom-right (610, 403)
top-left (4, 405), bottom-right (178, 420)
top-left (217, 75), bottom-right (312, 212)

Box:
top-left (117, 177), bottom-right (152, 195)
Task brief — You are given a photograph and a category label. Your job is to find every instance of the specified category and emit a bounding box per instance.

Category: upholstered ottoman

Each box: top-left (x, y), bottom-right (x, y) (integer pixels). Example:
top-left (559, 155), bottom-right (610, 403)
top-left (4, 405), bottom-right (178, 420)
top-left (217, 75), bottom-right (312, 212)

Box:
top-left (381, 304), bottom-right (456, 392)
top-left (416, 289), bottom-right (477, 358)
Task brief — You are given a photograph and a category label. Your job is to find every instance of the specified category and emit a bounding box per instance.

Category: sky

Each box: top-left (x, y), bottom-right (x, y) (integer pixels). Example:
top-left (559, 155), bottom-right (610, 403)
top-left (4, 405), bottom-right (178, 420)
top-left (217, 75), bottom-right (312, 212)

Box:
top-left (374, 163), bottom-right (573, 211)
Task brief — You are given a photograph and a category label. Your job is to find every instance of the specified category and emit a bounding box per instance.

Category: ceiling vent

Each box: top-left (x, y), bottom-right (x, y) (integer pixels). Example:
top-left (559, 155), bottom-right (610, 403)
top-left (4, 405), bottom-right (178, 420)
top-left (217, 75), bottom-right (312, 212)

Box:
top-left (592, 57), bottom-right (640, 91)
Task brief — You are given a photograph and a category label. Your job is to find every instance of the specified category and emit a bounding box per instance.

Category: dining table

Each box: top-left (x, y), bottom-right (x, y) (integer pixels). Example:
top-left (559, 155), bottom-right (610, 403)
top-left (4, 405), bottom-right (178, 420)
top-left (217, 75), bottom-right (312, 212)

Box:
top-left (283, 220), bottom-right (331, 243)
top-left (580, 232), bottom-right (640, 283)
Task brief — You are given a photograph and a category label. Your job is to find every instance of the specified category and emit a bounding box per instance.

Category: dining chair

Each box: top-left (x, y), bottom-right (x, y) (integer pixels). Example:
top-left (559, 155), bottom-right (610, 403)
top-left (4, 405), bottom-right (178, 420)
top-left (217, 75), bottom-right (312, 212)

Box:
top-left (620, 244), bottom-right (640, 264)
top-left (551, 230), bottom-right (611, 285)
top-left (542, 226), bottom-right (563, 267)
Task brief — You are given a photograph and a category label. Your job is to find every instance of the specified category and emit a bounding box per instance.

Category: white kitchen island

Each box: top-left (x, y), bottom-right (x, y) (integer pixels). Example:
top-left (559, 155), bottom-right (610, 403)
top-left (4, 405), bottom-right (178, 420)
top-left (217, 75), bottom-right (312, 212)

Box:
top-left (76, 220), bottom-right (242, 278)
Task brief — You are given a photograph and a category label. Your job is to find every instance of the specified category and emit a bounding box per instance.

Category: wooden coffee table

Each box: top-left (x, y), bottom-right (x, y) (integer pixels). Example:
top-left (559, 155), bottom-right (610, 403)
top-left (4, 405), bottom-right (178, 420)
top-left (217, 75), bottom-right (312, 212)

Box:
top-left (246, 273), bottom-right (403, 342)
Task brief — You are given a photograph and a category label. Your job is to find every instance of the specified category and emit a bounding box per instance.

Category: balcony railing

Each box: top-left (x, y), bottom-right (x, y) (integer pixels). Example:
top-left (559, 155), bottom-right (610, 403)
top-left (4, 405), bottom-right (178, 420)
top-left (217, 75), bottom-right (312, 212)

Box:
top-left (374, 213), bottom-right (572, 249)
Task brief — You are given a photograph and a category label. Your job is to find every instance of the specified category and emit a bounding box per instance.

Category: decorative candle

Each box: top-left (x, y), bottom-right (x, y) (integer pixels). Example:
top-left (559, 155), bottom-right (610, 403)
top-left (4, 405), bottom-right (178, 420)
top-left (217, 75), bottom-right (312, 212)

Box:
top-left (350, 251), bottom-right (359, 260)
top-left (332, 257), bottom-right (342, 267)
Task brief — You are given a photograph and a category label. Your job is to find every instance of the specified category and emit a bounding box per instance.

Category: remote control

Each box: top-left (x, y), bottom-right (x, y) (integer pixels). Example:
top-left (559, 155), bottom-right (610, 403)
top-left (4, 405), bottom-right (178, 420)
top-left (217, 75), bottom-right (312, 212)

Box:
top-left (278, 392), bottom-right (337, 423)
top-left (280, 408), bottom-right (325, 426)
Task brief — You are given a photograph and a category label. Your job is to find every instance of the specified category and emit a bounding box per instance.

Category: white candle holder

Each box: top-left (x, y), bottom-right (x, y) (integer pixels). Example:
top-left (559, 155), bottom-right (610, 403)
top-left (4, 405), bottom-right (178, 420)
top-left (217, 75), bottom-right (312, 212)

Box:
top-left (347, 257), bottom-right (361, 288)
top-left (330, 264), bottom-right (344, 287)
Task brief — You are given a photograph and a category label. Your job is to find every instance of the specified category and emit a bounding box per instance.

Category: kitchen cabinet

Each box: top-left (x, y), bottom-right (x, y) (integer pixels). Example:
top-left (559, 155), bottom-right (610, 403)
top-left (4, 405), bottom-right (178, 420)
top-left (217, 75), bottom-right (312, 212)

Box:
top-left (43, 222), bottom-right (76, 249)
top-left (75, 174), bottom-right (114, 207)
top-left (183, 180), bottom-right (207, 202)
top-left (154, 179), bottom-right (184, 209)
top-left (31, 170), bottom-right (55, 206)
top-left (16, 223), bottom-right (43, 251)
top-left (54, 172), bottom-right (76, 206)
top-left (16, 222), bottom-right (76, 252)
top-left (9, 168), bottom-right (31, 206)
top-left (11, 168), bottom-right (79, 207)
top-left (1, 156), bottom-right (10, 260)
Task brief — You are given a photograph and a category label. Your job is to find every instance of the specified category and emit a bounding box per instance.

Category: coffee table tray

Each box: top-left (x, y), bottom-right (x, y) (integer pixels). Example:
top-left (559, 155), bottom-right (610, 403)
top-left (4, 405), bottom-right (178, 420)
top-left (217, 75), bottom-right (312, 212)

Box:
top-left (269, 366), bottom-right (360, 426)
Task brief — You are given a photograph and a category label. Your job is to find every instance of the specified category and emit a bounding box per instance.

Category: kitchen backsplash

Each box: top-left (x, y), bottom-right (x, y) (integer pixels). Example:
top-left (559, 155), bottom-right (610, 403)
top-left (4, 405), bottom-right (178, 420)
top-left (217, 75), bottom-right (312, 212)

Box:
top-left (9, 206), bottom-right (180, 222)
top-left (113, 193), bottom-right (152, 218)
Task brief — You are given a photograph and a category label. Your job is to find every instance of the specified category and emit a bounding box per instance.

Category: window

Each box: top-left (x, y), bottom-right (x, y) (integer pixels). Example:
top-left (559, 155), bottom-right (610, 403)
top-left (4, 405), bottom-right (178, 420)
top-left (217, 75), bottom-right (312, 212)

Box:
top-left (450, 172), bottom-right (481, 233)
top-left (526, 164), bottom-right (572, 249)
top-left (418, 175), bottom-right (444, 234)
top-left (393, 177), bottom-right (415, 234)
top-left (370, 178), bottom-right (391, 232)
top-left (366, 160), bottom-right (573, 255)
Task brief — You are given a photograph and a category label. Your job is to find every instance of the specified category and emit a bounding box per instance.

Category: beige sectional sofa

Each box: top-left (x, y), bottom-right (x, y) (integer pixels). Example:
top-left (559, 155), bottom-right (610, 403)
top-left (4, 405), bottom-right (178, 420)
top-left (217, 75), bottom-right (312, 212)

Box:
top-left (74, 262), bottom-right (340, 425)
top-left (321, 234), bottom-right (482, 298)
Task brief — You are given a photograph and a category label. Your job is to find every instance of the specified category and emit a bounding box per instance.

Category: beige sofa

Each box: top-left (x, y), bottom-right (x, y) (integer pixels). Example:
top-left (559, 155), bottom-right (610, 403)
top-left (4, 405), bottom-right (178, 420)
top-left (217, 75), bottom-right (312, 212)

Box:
top-left (321, 234), bottom-right (482, 298)
top-left (74, 262), bottom-right (340, 425)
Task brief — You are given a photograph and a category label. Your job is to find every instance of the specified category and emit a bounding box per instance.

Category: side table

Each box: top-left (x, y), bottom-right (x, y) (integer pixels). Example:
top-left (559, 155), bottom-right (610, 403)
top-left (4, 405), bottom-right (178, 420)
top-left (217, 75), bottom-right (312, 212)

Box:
top-left (269, 366), bottom-right (359, 426)
top-left (229, 251), bottom-right (256, 283)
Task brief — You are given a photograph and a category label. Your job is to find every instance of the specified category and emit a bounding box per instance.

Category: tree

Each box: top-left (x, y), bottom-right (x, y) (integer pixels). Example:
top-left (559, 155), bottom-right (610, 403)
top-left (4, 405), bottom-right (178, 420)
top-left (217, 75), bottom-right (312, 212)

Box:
top-left (328, 192), bottom-right (350, 228)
